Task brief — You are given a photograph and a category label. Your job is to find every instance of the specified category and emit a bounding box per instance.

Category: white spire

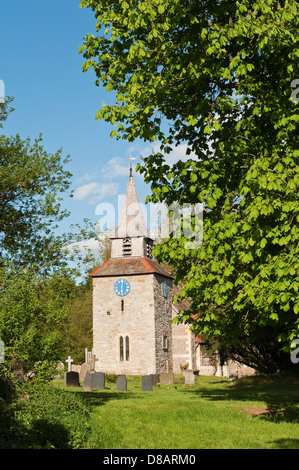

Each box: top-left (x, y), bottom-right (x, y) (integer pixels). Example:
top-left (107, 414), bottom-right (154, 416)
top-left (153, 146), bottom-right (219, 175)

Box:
top-left (114, 170), bottom-right (149, 238)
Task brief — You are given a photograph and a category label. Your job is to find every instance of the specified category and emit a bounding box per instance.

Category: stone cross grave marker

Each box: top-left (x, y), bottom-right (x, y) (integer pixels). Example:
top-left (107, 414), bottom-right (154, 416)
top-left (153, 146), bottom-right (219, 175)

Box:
top-left (66, 356), bottom-right (73, 372)
top-left (91, 354), bottom-right (98, 372)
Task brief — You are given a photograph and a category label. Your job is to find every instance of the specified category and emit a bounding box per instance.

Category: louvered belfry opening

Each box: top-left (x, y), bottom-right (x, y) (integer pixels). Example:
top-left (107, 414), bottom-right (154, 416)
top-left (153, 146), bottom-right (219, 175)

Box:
top-left (122, 237), bottom-right (132, 256)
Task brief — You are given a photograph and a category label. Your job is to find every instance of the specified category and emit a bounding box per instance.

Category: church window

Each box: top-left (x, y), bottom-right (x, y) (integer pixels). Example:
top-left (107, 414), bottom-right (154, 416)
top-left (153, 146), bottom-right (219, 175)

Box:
top-left (162, 335), bottom-right (168, 351)
top-left (120, 336), bottom-right (124, 361)
top-left (121, 300), bottom-right (124, 312)
top-left (119, 335), bottom-right (130, 361)
top-left (125, 336), bottom-right (130, 361)
top-left (123, 238), bottom-right (132, 256)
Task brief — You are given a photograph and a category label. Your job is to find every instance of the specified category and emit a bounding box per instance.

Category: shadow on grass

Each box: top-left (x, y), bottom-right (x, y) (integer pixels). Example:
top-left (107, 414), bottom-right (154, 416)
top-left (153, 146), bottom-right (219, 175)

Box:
top-left (190, 378), bottom-right (299, 425)
top-left (270, 438), bottom-right (299, 449)
top-left (77, 389), bottom-right (138, 408)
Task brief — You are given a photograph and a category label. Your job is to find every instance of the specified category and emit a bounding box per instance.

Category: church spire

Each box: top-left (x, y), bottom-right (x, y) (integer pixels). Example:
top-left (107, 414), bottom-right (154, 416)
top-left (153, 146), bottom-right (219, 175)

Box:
top-left (114, 159), bottom-right (149, 239)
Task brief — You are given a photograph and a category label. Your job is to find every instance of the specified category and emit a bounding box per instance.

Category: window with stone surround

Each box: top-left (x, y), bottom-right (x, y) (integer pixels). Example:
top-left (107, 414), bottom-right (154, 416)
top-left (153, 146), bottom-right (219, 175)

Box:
top-left (119, 335), bottom-right (130, 361)
top-left (119, 336), bottom-right (124, 361)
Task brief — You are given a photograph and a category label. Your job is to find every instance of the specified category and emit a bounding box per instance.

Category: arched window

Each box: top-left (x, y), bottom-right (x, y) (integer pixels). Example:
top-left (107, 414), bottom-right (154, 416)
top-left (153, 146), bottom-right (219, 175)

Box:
top-left (119, 336), bottom-right (124, 361)
top-left (125, 336), bottom-right (130, 361)
top-left (120, 335), bottom-right (130, 361)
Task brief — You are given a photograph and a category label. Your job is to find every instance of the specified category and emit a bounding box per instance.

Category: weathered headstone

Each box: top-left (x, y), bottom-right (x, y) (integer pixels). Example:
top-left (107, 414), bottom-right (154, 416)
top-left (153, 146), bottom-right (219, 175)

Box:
top-left (91, 372), bottom-right (105, 390)
top-left (82, 370), bottom-right (92, 391)
top-left (72, 364), bottom-right (81, 374)
top-left (117, 375), bottom-right (127, 391)
top-left (80, 362), bottom-right (91, 382)
top-left (64, 371), bottom-right (80, 387)
top-left (151, 374), bottom-right (160, 386)
top-left (142, 375), bottom-right (153, 391)
top-left (160, 372), bottom-right (174, 384)
top-left (184, 370), bottom-right (195, 385)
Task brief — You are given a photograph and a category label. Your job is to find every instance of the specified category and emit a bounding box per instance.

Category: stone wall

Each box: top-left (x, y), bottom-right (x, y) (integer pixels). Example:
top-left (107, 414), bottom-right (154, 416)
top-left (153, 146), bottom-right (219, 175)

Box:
top-left (93, 274), bottom-right (157, 375)
top-left (172, 308), bottom-right (198, 374)
top-left (153, 275), bottom-right (173, 373)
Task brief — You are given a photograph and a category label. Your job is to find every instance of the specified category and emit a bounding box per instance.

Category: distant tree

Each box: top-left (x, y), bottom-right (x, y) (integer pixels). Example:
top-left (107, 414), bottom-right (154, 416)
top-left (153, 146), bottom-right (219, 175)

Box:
top-left (0, 102), bottom-right (96, 381)
top-left (80, 0), bottom-right (299, 373)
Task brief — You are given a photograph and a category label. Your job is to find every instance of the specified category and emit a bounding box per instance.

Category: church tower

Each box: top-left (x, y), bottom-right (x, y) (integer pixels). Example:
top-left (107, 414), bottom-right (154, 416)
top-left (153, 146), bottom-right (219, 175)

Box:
top-left (90, 168), bottom-right (174, 375)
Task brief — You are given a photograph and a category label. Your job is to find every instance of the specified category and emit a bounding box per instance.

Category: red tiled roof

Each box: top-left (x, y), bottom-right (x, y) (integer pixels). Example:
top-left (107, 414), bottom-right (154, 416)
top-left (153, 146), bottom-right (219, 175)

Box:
top-left (89, 257), bottom-right (174, 279)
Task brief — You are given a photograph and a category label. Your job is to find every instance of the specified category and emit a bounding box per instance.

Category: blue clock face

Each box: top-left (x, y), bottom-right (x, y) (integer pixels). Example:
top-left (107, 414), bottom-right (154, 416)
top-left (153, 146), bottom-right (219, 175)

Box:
top-left (162, 281), bottom-right (168, 298)
top-left (114, 278), bottom-right (130, 297)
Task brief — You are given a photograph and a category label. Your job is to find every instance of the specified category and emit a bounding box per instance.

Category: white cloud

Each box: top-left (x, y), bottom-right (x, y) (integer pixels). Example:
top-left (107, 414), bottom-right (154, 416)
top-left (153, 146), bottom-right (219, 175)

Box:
top-left (73, 181), bottom-right (119, 204)
top-left (140, 142), bottom-right (198, 166)
top-left (102, 156), bottom-right (131, 178)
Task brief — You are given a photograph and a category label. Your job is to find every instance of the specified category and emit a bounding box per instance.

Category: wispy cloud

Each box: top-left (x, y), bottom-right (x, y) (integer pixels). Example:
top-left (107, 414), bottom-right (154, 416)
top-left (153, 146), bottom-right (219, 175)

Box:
top-left (73, 182), bottom-right (119, 204)
top-left (102, 156), bottom-right (131, 178)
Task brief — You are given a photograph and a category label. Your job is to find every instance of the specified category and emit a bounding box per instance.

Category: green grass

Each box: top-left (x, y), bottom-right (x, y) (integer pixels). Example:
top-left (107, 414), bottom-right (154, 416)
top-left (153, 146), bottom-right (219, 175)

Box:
top-left (62, 374), bottom-right (299, 449)
top-left (5, 374), bottom-right (299, 449)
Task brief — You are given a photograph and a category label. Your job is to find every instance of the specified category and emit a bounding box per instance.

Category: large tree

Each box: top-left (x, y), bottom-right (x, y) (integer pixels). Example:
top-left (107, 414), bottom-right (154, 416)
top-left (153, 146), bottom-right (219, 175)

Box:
top-left (79, 0), bottom-right (299, 372)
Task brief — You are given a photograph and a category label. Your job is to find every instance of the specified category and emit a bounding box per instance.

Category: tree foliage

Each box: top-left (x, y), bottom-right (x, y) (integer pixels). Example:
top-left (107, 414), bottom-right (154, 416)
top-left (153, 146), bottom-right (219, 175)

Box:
top-left (80, 0), bottom-right (299, 371)
top-left (0, 102), bottom-right (98, 380)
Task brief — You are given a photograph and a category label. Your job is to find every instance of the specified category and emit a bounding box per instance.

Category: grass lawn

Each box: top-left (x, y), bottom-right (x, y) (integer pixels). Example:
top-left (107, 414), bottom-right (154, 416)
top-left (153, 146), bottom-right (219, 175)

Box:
top-left (57, 374), bottom-right (299, 449)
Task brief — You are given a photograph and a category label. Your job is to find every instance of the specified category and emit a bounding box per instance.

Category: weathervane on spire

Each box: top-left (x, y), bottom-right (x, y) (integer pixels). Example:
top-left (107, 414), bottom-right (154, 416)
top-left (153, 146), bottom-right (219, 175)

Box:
top-left (128, 156), bottom-right (136, 177)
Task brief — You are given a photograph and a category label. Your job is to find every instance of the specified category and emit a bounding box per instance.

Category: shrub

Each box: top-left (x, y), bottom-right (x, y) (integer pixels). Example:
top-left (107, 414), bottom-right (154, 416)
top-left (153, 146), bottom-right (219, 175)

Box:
top-left (7, 383), bottom-right (93, 449)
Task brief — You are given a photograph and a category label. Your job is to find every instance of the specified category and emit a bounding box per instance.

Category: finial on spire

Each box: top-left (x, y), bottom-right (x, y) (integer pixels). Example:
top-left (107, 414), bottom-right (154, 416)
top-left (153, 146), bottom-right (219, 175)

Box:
top-left (128, 156), bottom-right (136, 177)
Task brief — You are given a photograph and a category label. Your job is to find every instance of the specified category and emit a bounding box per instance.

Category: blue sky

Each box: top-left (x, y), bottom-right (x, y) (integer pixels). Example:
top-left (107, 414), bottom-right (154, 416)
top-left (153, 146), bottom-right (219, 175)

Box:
top-left (0, 0), bottom-right (190, 256)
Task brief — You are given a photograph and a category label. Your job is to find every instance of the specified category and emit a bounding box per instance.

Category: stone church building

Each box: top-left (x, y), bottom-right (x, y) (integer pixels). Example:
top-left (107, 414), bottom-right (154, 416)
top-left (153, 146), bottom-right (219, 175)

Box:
top-left (89, 170), bottom-right (254, 378)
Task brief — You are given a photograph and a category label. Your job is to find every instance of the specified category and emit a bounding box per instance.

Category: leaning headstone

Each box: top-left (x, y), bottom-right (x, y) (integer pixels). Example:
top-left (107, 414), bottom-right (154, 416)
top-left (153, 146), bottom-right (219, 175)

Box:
top-left (82, 370), bottom-right (92, 391)
top-left (117, 375), bottom-right (127, 391)
top-left (184, 370), bottom-right (195, 385)
top-left (142, 375), bottom-right (153, 391)
top-left (80, 363), bottom-right (91, 382)
top-left (91, 372), bottom-right (105, 390)
top-left (64, 371), bottom-right (80, 387)
top-left (72, 364), bottom-right (81, 374)
top-left (160, 372), bottom-right (174, 384)
top-left (151, 374), bottom-right (160, 386)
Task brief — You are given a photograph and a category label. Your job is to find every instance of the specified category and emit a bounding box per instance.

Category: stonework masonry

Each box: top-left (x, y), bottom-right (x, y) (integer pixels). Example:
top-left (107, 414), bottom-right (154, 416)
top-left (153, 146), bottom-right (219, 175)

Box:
top-left (153, 275), bottom-right (173, 374)
top-left (92, 272), bottom-right (172, 375)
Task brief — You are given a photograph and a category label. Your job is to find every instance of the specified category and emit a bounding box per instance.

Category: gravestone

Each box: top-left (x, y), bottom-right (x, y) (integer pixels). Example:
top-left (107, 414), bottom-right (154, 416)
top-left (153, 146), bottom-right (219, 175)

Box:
top-left (65, 356), bottom-right (74, 372)
top-left (91, 372), bottom-right (105, 390)
top-left (80, 362), bottom-right (91, 382)
top-left (117, 375), bottom-right (127, 391)
top-left (82, 370), bottom-right (92, 391)
top-left (64, 371), bottom-right (80, 387)
top-left (142, 375), bottom-right (153, 391)
top-left (160, 372), bottom-right (174, 384)
top-left (184, 370), bottom-right (195, 385)
top-left (151, 374), bottom-right (160, 386)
